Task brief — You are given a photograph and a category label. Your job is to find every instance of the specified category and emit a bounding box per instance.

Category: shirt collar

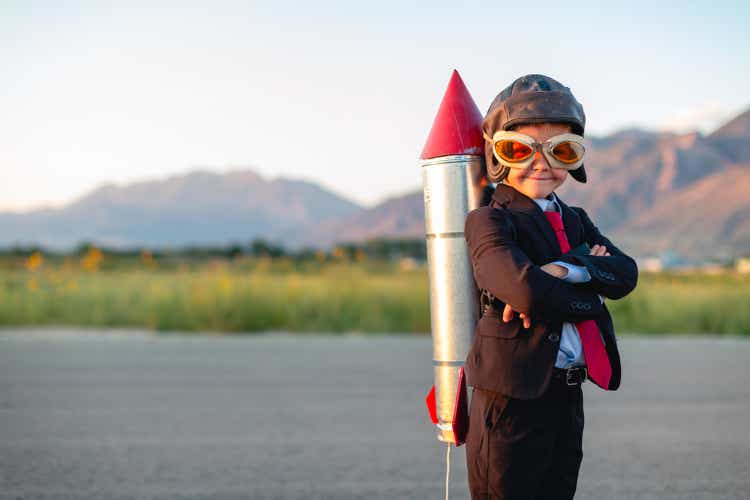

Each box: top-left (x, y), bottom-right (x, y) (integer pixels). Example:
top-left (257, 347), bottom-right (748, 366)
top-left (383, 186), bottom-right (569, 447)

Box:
top-left (532, 192), bottom-right (561, 213)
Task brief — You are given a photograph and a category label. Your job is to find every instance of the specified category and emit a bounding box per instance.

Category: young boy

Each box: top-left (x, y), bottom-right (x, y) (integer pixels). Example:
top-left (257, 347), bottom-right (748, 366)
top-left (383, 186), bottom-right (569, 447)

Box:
top-left (463, 74), bottom-right (638, 499)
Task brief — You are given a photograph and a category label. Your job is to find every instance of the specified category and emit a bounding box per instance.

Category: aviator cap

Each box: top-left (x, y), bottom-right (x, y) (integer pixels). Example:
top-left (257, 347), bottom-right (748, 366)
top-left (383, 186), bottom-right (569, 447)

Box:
top-left (483, 74), bottom-right (587, 183)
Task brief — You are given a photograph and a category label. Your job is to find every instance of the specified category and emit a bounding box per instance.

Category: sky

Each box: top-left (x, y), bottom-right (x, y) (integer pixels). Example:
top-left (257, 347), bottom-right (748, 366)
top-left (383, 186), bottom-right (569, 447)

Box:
top-left (2, 0), bottom-right (749, 212)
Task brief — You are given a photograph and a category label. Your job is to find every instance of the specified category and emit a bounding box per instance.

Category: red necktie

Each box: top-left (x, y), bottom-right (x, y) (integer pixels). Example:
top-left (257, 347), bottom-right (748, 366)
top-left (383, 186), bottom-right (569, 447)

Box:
top-left (543, 209), bottom-right (613, 389)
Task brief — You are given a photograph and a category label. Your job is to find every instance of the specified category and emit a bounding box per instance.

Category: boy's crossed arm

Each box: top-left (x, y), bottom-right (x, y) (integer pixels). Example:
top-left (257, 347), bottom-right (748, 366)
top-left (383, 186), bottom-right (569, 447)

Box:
top-left (510, 244), bottom-right (609, 328)
top-left (539, 243), bottom-right (610, 280)
top-left (464, 207), bottom-right (607, 325)
top-left (555, 207), bottom-right (639, 301)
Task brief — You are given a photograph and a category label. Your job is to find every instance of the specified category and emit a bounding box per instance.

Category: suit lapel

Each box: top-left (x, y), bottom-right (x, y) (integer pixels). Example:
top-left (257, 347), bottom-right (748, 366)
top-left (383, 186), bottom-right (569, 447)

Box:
top-left (527, 209), bottom-right (562, 254)
top-left (491, 184), bottom-right (561, 255)
top-left (555, 195), bottom-right (581, 248)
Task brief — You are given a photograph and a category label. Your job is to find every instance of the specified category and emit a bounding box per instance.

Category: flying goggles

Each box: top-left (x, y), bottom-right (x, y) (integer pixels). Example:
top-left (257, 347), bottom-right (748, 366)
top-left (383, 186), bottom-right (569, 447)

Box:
top-left (485, 130), bottom-right (586, 170)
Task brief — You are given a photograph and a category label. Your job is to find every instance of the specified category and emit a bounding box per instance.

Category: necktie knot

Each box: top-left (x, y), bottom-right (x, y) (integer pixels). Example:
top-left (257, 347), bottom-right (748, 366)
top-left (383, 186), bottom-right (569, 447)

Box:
top-left (543, 210), bottom-right (570, 253)
top-left (543, 210), bottom-right (564, 231)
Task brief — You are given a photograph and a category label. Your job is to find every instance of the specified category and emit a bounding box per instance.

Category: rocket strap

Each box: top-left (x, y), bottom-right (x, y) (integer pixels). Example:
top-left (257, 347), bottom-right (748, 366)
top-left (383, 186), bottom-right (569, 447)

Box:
top-left (479, 288), bottom-right (496, 318)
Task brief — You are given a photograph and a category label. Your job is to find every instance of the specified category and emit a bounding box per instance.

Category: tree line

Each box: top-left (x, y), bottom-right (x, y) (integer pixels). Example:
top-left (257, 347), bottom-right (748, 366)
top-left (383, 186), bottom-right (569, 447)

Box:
top-left (0, 237), bottom-right (428, 263)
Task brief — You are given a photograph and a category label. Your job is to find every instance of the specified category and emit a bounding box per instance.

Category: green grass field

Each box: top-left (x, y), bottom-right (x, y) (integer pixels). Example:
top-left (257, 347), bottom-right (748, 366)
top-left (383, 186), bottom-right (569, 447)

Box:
top-left (1, 254), bottom-right (748, 335)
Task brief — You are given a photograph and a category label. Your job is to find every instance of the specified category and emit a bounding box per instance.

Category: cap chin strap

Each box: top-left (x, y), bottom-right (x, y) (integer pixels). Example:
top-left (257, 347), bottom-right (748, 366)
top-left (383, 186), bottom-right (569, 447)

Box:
top-left (489, 164), bottom-right (510, 184)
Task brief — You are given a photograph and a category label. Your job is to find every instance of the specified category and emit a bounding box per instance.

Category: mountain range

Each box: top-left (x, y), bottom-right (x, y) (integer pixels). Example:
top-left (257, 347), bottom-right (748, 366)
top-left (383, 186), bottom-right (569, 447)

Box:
top-left (2, 109), bottom-right (749, 261)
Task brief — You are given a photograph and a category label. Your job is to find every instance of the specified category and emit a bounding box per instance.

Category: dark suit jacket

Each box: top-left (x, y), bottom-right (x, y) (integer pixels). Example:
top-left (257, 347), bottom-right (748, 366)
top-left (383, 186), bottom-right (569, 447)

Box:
top-left (463, 184), bottom-right (638, 399)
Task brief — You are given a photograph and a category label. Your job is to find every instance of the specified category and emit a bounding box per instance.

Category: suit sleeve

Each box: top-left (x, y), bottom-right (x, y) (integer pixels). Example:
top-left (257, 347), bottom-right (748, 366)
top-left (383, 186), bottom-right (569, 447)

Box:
top-left (464, 206), bottom-right (604, 322)
top-left (557, 206), bottom-right (639, 300)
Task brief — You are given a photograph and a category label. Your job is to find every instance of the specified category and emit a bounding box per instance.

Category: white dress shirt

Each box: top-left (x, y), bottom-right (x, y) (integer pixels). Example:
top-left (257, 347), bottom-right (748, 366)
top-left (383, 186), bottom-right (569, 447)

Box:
top-left (532, 192), bottom-right (598, 369)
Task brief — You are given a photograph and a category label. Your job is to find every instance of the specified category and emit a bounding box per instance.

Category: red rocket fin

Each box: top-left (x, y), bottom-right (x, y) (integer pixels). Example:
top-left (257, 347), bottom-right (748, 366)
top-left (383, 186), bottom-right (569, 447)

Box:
top-left (425, 384), bottom-right (438, 424)
top-left (420, 69), bottom-right (484, 160)
top-left (452, 367), bottom-right (469, 446)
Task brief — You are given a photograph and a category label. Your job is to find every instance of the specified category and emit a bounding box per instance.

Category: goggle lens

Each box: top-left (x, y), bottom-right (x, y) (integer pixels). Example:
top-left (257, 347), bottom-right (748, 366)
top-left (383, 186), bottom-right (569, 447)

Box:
top-left (495, 140), bottom-right (533, 162)
top-left (551, 141), bottom-right (584, 164)
top-left (490, 132), bottom-right (585, 169)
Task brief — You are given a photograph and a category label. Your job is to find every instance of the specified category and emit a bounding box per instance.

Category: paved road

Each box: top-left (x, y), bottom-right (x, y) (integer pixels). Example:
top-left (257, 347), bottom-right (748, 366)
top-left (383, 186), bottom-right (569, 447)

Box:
top-left (1, 330), bottom-right (748, 499)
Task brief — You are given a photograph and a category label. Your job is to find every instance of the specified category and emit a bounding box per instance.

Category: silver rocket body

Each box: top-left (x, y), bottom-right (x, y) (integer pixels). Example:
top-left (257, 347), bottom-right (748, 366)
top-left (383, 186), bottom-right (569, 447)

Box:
top-left (422, 154), bottom-right (484, 443)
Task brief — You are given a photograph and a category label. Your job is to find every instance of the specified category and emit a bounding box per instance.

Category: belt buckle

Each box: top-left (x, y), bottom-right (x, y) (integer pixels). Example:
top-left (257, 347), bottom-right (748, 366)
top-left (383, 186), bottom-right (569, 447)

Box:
top-left (566, 367), bottom-right (587, 386)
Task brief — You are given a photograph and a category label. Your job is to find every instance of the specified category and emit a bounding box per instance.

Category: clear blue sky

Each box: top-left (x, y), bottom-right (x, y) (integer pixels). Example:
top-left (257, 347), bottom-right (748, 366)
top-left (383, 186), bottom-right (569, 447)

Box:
top-left (2, 0), bottom-right (748, 211)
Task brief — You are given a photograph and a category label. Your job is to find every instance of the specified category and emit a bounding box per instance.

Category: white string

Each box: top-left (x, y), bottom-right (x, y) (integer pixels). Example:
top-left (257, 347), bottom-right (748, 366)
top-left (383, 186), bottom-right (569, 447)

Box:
top-left (444, 443), bottom-right (451, 500)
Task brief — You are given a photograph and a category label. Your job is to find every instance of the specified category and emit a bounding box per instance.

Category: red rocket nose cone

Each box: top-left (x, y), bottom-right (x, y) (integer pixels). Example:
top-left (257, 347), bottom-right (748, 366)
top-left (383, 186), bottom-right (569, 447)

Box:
top-left (420, 70), bottom-right (484, 160)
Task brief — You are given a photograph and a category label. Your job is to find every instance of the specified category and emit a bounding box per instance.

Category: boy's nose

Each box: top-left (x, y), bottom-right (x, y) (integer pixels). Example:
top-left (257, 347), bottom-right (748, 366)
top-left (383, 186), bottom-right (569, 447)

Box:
top-left (531, 151), bottom-right (551, 170)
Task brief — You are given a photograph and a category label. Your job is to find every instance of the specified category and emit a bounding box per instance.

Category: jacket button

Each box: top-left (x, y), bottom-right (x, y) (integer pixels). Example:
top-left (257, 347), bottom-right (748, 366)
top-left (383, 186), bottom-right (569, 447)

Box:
top-left (547, 333), bottom-right (560, 342)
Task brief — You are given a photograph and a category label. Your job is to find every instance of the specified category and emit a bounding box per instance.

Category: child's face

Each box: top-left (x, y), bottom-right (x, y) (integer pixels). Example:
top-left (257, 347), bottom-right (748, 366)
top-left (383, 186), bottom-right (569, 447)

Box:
top-left (503, 122), bottom-right (571, 199)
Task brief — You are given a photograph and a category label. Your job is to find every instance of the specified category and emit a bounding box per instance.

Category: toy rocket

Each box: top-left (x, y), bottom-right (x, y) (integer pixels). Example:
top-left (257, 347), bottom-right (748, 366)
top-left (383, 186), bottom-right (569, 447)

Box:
top-left (421, 70), bottom-right (485, 446)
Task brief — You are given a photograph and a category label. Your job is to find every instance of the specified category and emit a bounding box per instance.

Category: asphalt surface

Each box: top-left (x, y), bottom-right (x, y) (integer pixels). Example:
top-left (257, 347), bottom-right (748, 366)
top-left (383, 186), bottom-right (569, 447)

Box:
top-left (1, 329), bottom-right (748, 499)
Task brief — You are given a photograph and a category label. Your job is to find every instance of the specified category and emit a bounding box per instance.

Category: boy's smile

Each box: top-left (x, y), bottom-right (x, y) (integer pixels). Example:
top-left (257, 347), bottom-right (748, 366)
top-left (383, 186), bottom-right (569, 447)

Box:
top-left (502, 122), bottom-right (571, 199)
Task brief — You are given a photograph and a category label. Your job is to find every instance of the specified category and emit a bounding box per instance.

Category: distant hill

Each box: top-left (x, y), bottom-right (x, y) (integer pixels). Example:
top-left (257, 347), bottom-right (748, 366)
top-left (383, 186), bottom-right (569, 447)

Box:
top-left (2, 109), bottom-right (750, 260)
top-left (0, 169), bottom-right (361, 249)
top-left (295, 190), bottom-right (424, 249)
top-left (555, 109), bottom-right (750, 260)
top-left (302, 109), bottom-right (750, 261)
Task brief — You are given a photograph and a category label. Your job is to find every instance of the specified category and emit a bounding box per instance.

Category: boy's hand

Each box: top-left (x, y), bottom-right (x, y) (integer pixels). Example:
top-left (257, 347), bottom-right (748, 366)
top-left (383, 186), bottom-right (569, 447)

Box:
top-left (502, 303), bottom-right (531, 329)
top-left (590, 244), bottom-right (611, 256)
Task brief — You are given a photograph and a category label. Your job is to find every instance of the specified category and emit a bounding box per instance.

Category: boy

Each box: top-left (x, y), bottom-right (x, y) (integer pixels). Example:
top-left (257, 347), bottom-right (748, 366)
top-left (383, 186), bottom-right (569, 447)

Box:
top-left (463, 74), bottom-right (638, 499)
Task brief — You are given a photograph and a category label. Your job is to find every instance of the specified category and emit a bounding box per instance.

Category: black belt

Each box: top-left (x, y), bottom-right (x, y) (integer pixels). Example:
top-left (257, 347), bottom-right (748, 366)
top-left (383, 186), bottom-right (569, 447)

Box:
top-left (552, 366), bottom-right (588, 386)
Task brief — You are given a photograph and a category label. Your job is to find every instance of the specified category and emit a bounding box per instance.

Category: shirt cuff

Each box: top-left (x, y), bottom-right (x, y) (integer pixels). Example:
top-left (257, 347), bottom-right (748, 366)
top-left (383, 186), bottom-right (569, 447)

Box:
top-left (552, 261), bottom-right (592, 283)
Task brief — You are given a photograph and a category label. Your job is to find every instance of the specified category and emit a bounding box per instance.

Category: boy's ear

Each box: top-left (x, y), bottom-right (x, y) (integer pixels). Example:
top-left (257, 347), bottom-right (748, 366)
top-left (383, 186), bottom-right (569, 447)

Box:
top-left (570, 165), bottom-right (587, 183)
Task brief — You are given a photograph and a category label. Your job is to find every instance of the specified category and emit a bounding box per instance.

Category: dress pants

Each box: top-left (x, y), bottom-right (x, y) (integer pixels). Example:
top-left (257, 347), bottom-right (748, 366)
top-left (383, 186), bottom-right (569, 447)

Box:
top-left (465, 375), bottom-right (585, 500)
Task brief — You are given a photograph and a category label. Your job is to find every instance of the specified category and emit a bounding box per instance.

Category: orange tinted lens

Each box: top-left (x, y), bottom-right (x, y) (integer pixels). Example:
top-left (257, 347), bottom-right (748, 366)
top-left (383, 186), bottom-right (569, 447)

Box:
top-left (495, 140), bottom-right (533, 162)
top-left (551, 141), bottom-right (584, 164)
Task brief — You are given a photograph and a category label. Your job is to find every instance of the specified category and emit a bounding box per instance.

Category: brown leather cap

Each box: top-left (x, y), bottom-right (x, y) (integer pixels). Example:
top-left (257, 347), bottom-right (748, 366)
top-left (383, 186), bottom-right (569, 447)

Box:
top-left (483, 74), bottom-right (587, 183)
